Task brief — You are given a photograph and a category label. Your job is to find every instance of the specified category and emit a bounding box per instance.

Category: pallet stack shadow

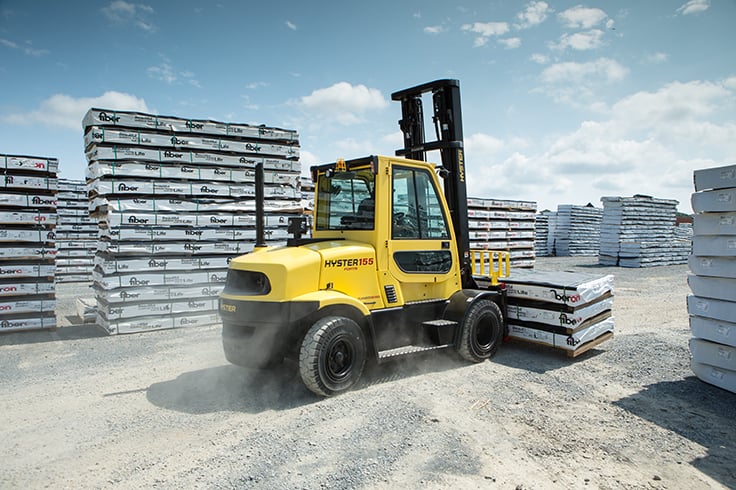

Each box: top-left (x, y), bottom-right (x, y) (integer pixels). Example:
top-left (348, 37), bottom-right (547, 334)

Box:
top-left (83, 108), bottom-right (301, 335)
top-left (56, 179), bottom-right (97, 282)
top-left (554, 204), bottom-right (603, 256)
top-left (467, 198), bottom-right (536, 268)
top-left (0, 154), bottom-right (57, 332)
top-left (503, 270), bottom-right (614, 356)
top-left (687, 163), bottom-right (736, 393)
top-left (599, 195), bottom-right (690, 267)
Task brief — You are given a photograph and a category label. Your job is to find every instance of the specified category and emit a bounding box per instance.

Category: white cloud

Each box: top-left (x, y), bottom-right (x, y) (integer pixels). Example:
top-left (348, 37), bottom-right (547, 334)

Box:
top-left (644, 52), bottom-right (669, 64)
top-left (515, 1), bottom-right (551, 29)
top-left (610, 79), bottom-right (733, 133)
top-left (462, 21), bottom-right (509, 47)
top-left (677, 0), bottom-right (710, 15)
top-left (147, 62), bottom-right (176, 84)
top-left (549, 29), bottom-right (605, 51)
top-left (382, 131), bottom-right (403, 149)
top-left (530, 53), bottom-right (550, 64)
top-left (466, 133), bottom-right (505, 155)
top-left (498, 37), bottom-right (522, 49)
top-left (520, 77), bottom-right (736, 210)
top-left (424, 25), bottom-right (444, 34)
top-left (147, 60), bottom-right (200, 87)
top-left (241, 95), bottom-right (259, 111)
top-left (101, 1), bottom-right (156, 32)
top-left (557, 6), bottom-right (608, 29)
top-left (0, 92), bottom-right (150, 130)
top-left (541, 58), bottom-right (628, 85)
top-left (0, 37), bottom-right (49, 56)
top-left (286, 20), bottom-right (297, 30)
top-left (300, 82), bottom-right (388, 125)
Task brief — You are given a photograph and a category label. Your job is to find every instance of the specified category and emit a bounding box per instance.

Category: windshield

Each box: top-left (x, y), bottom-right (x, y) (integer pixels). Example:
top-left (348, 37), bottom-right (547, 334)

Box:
top-left (315, 167), bottom-right (375, 230)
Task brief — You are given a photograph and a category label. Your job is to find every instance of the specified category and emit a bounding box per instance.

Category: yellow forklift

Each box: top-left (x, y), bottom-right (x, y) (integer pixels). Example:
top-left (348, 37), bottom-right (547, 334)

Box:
top-left (219, 79), bottom-right (509, 396)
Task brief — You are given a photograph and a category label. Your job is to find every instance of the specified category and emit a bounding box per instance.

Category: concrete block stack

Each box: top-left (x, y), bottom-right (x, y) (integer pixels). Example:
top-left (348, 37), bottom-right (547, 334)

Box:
top-left (0, 154), bottom-right (58, 332)
top-left (599, 195), bottom-right (690, 267)
top-left (467, 198), bottom-right (536, 268)
top-left (688, 163), bottom-right (736, 393)
top-left (554, 204), bottom-right (603, 256)
top-left (503, 270), bottom-right (614, 356)
top-left (83, 108), bottom-right (301, 335)
top-left (55, 179), bottom-right (96, 283)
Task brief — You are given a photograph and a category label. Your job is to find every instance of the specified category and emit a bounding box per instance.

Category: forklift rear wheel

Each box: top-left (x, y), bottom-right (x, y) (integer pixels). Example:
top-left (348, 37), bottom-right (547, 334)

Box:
top-left (299, 316), bottom-right (367, 397)
top-left (457, 299), bottom-right (502, 362)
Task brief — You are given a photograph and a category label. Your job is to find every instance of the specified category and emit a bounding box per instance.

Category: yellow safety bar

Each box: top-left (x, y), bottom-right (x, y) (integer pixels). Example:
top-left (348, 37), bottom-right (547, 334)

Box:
top-left (470, 249), bottom-right (511, 286)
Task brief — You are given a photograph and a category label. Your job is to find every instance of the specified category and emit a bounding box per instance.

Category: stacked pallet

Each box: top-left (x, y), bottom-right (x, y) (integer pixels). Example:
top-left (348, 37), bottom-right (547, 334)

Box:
top-left (467, 198), bottom-right (536, 268)
top-left (56, 179), bottom-right (96, 282)
top-left (534, 211), bottom-right (554, 257)
top-left (503, 270), bottom-right (614, 356)
top-left (0, 154), bottom-right (58, 332)
top-left (598, 195), bottom-right (689, 267)
top-left (83, 108), bottom-right (301, 335)
top-left (688, 163), bottom-right (736, 393)
top-left (554, 204), bottom-right (603, 256)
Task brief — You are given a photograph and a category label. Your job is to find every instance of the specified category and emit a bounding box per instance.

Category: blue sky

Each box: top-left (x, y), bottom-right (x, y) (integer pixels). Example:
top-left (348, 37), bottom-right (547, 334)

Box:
top-left (1, 0), bottom-right (734, 213)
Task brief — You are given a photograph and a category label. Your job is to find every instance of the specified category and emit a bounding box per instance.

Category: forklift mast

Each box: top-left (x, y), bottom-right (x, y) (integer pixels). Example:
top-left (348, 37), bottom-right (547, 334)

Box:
top-left (391, 79), bottom-right (476, 289)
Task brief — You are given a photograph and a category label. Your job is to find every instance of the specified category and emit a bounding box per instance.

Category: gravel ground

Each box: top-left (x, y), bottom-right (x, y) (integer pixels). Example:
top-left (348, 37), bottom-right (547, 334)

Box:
top-left (1, 256), bottom-right (735, 489)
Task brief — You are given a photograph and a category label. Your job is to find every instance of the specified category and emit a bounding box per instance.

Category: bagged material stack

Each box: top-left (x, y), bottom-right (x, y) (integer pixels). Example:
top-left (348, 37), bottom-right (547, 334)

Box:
top-left (0, 154), bottom-right (58, 332)
top-left (555, 204), bottom-right (603, 256)
top-left (56, 179), bottom-right (96, 282)
top-left (599, 195), bottom-right (690, 267)
top-left (467, 198), bottom-right (536, 268)
top-left (83, 108), bottom-right (301, 335)
top-left (688, 163), bottom-right (736, 393)
top-left (503, 270), bottom-right (614, 356)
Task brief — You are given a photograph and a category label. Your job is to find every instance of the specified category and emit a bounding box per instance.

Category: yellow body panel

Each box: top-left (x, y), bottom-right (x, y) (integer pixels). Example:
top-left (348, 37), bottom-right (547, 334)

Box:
top-left (224, 245), bottom-right (321, 301)
top-left (289, 290), bottom-right (372, 317)
top-left (305, 241), bottom-right (384, 310)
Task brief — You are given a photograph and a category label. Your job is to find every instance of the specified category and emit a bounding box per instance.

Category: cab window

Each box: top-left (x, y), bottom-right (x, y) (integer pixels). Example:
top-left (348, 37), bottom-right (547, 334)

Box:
top-left (391, 167), bottom-right (450, 240)
top-left (315, 167), bottom-right (375, 230)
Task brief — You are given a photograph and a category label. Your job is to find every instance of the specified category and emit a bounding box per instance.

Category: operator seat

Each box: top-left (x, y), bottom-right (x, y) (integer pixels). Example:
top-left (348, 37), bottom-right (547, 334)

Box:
top-left (355, 198), bottom-right (374, 228)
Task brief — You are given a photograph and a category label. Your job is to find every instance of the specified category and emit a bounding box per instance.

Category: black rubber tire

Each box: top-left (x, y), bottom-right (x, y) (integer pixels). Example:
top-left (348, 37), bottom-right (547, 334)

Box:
top-left (299, 316), bottom-right (367, 397)
top-left (457, 299), bottom-right (503, 362)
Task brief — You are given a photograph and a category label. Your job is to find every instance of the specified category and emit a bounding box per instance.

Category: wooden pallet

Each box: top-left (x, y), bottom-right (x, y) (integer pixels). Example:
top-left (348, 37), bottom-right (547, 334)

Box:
top-left (567, 331), bottom-right (613, 358)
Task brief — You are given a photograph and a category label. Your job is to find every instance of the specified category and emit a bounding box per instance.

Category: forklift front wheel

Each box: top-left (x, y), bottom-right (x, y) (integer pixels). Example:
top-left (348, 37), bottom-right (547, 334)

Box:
top-left (457, 299), bottom-right (503, 363)
top-left (299, 316), bottom-right (367, 397)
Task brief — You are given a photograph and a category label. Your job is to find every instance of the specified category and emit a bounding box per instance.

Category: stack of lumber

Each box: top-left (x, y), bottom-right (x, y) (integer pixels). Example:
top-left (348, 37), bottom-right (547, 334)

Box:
top-left (467, 198), bottom-right (536, 268)
top-left (83, 108), bottom-right (301, 334)
top-left (55, 179), bottom-right (96, 282)
top-left (688, 163), bottom-right (736, 393)
top-left (599, 195), bottom-right (689, 267)
top-left (0, 154), bottom-right (58, 332)
top-left (503, 270), bottom-right (614, 356)
top-left (554, 204), bottom-right (603, 256)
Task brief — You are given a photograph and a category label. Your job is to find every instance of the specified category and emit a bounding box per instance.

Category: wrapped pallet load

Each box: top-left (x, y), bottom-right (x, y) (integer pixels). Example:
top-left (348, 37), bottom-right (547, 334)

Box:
top-left (0, 154), bottom-right (58, 332)
top-left (83, 108), bottom-right (301, 334)
top-left (502, 269), bottom-right (614, 356)
top-left (467, 198), bottom-right (537, 268)
top-left (688, 163), bottom-right (736, 393)
top-left (599, 195), bottom-right (690, 267)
